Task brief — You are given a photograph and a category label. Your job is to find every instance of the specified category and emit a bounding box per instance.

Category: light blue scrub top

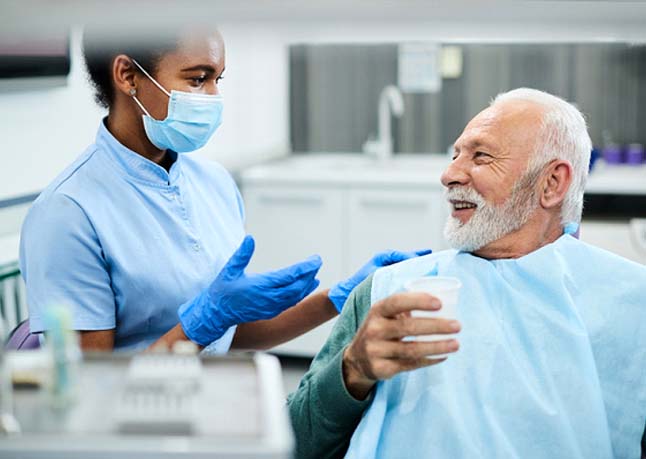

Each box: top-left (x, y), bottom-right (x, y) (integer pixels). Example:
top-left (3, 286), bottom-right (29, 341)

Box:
top-left (20, 120), bottom-right (245, 351)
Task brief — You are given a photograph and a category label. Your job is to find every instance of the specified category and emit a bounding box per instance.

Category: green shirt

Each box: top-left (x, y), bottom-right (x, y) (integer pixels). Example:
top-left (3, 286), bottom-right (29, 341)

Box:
top-left (287, 275), bottom-right (374, 459)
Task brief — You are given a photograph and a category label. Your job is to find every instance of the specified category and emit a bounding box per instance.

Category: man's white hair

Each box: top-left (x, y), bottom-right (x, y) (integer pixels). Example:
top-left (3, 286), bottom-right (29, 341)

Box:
top-left (491, 88), bottom-right (591, 224)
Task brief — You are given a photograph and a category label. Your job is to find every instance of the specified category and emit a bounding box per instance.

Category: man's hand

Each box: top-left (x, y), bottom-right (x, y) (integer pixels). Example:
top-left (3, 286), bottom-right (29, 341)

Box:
top-left (342, 292), bottom-right (461, 400)
top-left (328, 249), bottom-right (432, 313)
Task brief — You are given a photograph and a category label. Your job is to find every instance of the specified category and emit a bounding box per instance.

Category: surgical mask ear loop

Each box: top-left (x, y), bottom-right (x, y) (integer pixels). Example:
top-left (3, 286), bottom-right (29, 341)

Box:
top-left (131, 58), bottom-right (171, 97)
top-left (129, 58), bottom-right (172, 119)
top-left (130, 89), bottom-right (152, 117)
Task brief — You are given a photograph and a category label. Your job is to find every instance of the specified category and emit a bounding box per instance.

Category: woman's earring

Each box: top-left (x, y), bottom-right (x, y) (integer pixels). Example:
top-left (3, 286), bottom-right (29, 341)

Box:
top-left (129, 88), bottom-right (137, 96)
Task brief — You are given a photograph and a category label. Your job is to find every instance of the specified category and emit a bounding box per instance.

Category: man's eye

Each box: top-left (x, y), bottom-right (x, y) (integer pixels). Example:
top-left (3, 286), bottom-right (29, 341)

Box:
top-left (474, 151), bottom-right (491, 159)
top-left (190, 76), bottom-right (206, 85)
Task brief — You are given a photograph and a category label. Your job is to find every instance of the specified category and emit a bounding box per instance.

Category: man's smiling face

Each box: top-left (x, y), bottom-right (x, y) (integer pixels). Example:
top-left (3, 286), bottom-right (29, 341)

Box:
top-left (440, 100), bottom-right (546, 252)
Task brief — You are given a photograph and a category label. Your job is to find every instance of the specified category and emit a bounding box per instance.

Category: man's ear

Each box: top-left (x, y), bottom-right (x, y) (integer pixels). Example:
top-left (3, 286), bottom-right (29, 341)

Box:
top-left (540, 159), bottom-right (573, 210)
top-left (112, 55), bottom-right (139, 98)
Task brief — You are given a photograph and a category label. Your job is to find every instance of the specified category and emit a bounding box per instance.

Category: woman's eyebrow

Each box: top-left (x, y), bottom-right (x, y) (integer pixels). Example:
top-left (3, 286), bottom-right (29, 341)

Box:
top-left (180, 65), bottom-right (216, 73)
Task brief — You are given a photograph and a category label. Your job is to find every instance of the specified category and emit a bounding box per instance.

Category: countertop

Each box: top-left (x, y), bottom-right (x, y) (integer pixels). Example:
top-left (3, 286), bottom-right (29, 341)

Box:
top-left (240, 153), bottom-right (451, 188)
top-left (241, 154), bottom-right (646, 194)
top-left (585, 163), bottom-right (646, 195)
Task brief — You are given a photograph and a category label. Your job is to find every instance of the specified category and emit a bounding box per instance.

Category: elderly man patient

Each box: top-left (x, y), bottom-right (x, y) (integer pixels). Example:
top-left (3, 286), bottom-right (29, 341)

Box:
top-left (287, 88), bottom-right (646, 459)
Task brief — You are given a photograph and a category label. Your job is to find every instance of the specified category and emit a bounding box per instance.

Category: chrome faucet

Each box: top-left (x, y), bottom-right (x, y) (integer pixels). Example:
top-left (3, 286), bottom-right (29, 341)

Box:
top-left (362, 85), bottom-right (404, 160)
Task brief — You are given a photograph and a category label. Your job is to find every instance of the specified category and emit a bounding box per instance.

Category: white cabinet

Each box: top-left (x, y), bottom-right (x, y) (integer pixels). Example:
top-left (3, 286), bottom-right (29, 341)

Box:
top-left (241, 162), bottom-right (448, 356)
top-left (580, 219), bottom-right (646, 265)
top-left (244, 186), bottom-right (347, 288)
top-left (244, 185), bottom-right (447, 290)
top-left (347, 188), bottom-right (447, 271)
top-left (243, 185), bottom-right (346, 357)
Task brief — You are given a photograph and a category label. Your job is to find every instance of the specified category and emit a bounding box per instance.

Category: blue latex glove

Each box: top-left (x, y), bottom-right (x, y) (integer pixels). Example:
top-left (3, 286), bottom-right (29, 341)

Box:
top-left (328, 248), bottom-right (433, 313)
top-left (178, 235), bottom-right (322, 346)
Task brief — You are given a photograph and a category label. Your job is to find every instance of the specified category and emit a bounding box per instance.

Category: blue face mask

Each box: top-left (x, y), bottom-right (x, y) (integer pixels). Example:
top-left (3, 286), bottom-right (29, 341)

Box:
top-left (130, 59), bottom-right (223, 153)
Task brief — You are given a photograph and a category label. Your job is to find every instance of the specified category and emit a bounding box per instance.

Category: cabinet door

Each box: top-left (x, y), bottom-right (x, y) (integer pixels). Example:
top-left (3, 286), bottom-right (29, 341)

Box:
top-left (580, 219), bottom-right (646, 265)
top-left (242, 185), bottom-right (346, 356)
top-left (243, 185), bottom-right (346, 285)
top-left (346, 188), bottom-right (448, 272)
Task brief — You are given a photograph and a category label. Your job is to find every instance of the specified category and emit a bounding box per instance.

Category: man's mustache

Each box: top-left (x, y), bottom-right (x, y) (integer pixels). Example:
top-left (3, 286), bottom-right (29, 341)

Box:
top-left (445, 187), bottom-right (487, 207)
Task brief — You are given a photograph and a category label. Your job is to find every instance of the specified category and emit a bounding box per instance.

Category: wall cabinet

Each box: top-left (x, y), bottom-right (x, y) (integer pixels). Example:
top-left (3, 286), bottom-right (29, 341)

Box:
top-left (241, 169), bottom-right (448, 356)
top-left (347, 188), bottom-right (447, 271)
top-left (241, 156), bottom-right (646, 357)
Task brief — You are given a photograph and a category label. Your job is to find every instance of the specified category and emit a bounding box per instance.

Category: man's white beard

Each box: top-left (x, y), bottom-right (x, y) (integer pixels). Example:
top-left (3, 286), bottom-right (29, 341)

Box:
top-left (443, 174), bottom-right (539, 253)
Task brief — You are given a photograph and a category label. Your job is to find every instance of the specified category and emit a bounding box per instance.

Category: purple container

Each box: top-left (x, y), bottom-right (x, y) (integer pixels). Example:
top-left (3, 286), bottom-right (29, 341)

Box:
top-left (625, 143), bottom-right (645, 165)
top-left (602, 144), bottom-right (623, 164)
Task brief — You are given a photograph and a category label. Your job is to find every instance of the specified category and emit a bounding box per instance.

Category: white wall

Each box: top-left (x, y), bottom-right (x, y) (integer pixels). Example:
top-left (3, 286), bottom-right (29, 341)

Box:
top-left (0, 26), bottom-right (292, 202)
top-left (209, 25), bottom-right (291, 171)
top-left (2, 1), bottom-right (646, 202)
top-left (0, 28), bottom-right (104, 201)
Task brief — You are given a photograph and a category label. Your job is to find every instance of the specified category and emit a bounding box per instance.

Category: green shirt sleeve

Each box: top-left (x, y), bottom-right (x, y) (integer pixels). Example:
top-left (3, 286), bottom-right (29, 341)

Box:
top-left (287, 275), bottom-right (374, 459)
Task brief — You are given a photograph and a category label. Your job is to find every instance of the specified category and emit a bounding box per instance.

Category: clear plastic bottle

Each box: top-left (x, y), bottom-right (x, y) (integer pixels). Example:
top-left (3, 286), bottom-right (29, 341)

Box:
top-left (43, 306), bottom-right (82, 408)
top-left (0, 316), bottom-right (21, 433)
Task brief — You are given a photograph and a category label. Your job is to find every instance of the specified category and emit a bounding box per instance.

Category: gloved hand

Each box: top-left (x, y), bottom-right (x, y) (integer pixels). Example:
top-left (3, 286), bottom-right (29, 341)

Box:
top-left (328, 248), bottom-right (433, 313)
top-left (179, 235), bottom-right (322, 346)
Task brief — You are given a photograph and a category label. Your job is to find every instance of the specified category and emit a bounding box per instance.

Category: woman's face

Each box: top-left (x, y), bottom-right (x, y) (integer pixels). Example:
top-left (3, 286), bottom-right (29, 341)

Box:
top-left (133, 31), bottom-right (225, 121)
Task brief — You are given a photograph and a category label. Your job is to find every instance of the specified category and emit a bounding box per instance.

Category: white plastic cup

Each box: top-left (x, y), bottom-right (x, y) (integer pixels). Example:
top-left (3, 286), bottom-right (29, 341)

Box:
top-left (403, 276), bottom-right (462, 358)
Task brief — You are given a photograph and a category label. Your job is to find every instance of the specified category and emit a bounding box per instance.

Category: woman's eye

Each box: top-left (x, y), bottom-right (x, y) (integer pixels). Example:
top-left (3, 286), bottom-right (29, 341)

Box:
top-left (190, 76), bottom-right (206, 86)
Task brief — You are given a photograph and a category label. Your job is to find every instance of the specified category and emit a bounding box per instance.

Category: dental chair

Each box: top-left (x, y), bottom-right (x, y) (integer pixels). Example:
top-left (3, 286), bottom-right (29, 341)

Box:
top-left (3, 310), bottom-right (644, 456)
top-left (5, 319), bottom-right (39, 350)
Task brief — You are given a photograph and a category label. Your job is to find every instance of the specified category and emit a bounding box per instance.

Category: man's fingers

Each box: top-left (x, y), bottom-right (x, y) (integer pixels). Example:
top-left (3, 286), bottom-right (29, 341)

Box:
top-left (369, 338), bottom-right (459, 360)
top-left (382, 317), bottom-right (461, 340)
top-left (366, 353), bottom-right (449, 380)
top-left (375, 292), bottom-right (442, 318)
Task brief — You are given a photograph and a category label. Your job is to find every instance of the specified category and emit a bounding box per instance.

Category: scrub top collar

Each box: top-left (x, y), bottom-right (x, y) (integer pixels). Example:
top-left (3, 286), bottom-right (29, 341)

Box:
top-left (96, 118), bottom-right (182, 186)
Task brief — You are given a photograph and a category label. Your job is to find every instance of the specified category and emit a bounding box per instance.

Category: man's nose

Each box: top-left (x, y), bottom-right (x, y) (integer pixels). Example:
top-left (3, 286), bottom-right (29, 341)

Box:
top-left (441, 157), bottom-right (471, 188)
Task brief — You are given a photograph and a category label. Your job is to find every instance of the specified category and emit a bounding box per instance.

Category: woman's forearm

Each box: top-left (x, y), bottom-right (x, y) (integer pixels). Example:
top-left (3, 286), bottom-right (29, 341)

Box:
top-left (148, 323), bottom-right (204, 352)
top-left (146, 289), bottom-right (337, 352)
top-left (79, 329), bottom-right (116, 351)
top-left (231, 289), bottom-right (338, 350)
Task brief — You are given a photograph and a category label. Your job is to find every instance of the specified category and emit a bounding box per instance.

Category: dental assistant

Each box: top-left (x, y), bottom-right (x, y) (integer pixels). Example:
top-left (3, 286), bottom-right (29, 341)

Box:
top-left (19, 29), bottom-right (429, 352)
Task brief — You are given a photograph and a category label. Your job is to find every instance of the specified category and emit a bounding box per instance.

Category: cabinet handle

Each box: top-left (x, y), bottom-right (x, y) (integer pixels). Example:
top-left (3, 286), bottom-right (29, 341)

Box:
top-left (359, 199), bottom-right (428, 211)
top-left (258, 196), bottom-right (324, 206)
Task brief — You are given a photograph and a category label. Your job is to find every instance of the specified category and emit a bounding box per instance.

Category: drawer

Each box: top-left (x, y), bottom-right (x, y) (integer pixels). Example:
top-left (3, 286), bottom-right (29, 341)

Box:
top-left (580, 219), bottom-right (646, 265)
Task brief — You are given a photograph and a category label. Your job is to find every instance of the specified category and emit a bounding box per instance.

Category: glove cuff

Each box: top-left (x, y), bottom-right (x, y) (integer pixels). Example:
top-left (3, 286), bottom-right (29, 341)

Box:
top-left (328, 282), bottom-right (352, 313)
top-left (178, 290), bottom-right (228, 347)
